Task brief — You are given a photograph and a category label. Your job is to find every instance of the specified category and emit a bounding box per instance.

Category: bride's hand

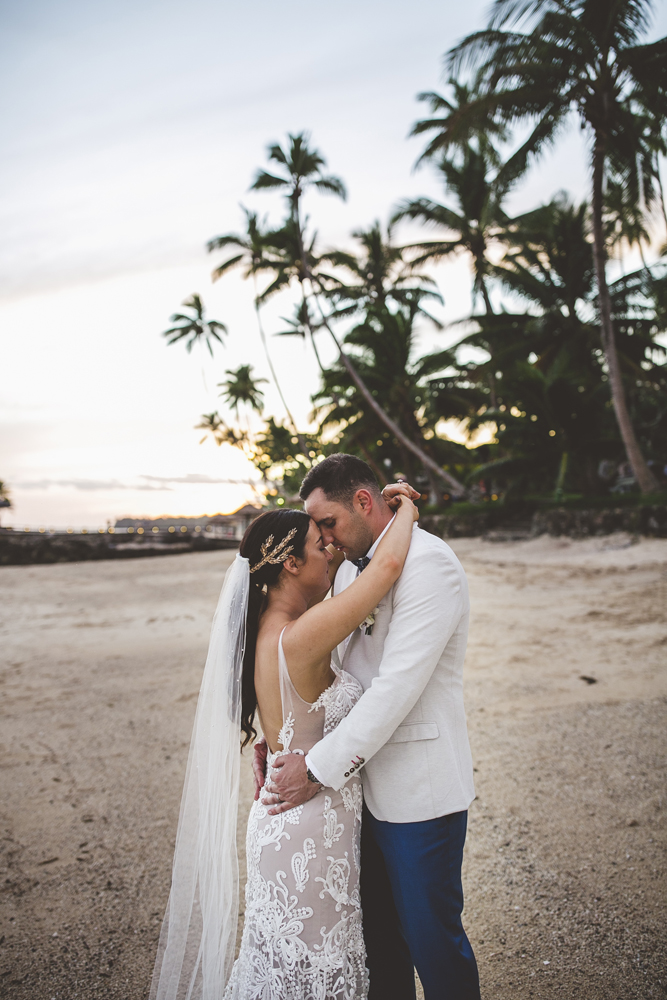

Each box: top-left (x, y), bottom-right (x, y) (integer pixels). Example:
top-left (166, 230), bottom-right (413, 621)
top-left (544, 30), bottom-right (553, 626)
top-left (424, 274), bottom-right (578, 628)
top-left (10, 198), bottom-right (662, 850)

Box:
top-left (395, 493), bottom-right (420, 522)
top-left (382, 481), bottom-right (420, 511)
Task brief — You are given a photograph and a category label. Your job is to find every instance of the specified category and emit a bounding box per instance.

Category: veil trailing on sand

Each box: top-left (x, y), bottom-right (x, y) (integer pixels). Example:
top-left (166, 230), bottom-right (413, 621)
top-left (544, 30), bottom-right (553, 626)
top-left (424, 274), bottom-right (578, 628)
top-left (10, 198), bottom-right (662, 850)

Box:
top-left (150, 553), bottom-right (249, 1000)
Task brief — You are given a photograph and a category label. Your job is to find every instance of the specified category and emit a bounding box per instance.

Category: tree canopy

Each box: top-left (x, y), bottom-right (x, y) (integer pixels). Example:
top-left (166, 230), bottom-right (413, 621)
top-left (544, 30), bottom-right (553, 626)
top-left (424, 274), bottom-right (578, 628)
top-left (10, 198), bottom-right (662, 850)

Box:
top-left (160, 3), bottom-right (667, 510)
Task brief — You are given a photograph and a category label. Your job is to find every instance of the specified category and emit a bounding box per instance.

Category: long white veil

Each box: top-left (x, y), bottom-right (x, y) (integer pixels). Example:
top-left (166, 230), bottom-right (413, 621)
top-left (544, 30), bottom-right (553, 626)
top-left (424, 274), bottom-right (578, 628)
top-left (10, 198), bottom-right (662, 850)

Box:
top-left (150, 553), bottom-right (250, 1000)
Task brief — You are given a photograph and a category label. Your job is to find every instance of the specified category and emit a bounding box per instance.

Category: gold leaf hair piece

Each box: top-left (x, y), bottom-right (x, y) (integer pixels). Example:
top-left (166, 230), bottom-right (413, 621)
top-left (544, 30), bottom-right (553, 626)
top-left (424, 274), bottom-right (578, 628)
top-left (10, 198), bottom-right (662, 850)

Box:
top-left (249, 526), bottom-right (299, 574)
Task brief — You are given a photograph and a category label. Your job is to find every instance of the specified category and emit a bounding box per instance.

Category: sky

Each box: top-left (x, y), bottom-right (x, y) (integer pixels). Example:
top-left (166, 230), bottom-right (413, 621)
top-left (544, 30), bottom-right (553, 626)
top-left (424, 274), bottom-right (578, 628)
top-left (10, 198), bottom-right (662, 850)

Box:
top-left (2, 0), bottom-right (666, 528)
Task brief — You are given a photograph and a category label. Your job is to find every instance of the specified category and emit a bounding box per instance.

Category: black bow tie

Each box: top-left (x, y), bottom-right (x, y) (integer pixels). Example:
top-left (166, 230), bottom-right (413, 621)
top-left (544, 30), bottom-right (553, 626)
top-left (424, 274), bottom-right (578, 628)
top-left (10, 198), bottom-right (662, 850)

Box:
top-left (353, 556), bottom-right (371, 572)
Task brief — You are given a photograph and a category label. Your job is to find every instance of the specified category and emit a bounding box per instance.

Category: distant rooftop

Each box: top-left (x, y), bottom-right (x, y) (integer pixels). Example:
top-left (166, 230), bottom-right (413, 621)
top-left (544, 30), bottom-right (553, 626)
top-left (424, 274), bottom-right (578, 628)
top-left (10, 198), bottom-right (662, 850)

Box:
top-left (207, 504), bottom-right (263, 523)
top-left (115, 504), bottom-right (263, 531)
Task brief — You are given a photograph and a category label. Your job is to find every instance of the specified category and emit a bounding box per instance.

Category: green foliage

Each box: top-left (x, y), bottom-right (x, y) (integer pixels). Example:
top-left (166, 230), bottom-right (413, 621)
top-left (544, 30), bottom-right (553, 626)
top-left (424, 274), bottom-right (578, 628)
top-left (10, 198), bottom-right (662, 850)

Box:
top-left (0, 480), bottom-right (11, 513)
top-left (443, 0), bottom-right (667, 492)
top-left (322, 222), bottom-right (442, 322)
top-left (251, 418), bottom-right (324, 499)
top-left (394, 143), bottom-right (512, 314)
top-left (313, 300), bottom-right (475, 494)
top-left (218, 365), bottom-right (267, 416)
top-left (251, 132), bottom-right (347, 216)
top-left (444, 196), bottom-right (667, 498)
top-left (160, 14), bottom-right (667, 508)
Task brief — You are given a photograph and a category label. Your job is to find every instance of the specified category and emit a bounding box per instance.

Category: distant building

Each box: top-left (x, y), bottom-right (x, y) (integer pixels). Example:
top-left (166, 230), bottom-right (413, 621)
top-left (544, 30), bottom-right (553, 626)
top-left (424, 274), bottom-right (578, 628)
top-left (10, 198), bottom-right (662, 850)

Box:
top-left (114, 504), bottom-right (263, 540)
top-left (206, 504), bottom-right (263, 540)
top-left (114, 515), bottom-right (212, 531)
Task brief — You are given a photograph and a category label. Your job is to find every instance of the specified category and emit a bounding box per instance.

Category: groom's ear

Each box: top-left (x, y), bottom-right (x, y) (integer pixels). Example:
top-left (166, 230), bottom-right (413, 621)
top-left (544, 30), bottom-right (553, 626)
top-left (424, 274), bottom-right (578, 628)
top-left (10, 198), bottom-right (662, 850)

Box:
top-left (354, 488), bottom-right (374, 513)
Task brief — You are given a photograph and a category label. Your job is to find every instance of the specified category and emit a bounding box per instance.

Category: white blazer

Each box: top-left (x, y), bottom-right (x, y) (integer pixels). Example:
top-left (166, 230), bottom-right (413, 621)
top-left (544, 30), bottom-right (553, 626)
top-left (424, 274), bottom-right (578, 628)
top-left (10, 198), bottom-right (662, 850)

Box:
top-left (307, 524), bottom-right (475, 823)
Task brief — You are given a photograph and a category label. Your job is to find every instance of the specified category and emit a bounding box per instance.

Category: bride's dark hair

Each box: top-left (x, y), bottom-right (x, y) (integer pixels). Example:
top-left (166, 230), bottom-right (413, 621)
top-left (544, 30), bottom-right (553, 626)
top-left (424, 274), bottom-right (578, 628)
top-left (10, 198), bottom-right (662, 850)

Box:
top-left (239, 509), bottom-right (311, 747)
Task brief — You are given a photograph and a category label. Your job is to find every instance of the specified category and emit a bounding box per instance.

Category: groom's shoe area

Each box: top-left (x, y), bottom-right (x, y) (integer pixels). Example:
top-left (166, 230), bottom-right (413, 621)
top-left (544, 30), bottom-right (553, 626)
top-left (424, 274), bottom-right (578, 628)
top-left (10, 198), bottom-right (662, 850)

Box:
top-left (361, 806), bottom-right (480, 1000)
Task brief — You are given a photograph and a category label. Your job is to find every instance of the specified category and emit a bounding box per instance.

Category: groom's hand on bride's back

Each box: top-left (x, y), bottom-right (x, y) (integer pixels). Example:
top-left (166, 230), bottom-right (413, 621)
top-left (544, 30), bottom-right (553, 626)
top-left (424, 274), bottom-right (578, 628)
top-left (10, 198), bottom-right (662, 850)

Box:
top-left (264, 754), bottom-right (321, 815)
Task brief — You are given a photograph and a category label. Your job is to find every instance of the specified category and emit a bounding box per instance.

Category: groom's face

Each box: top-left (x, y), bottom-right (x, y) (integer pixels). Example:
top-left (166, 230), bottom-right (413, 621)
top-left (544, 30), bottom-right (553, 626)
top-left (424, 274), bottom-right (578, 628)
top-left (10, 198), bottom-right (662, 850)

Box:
top-left (304, 488), bottom-right (374, 562)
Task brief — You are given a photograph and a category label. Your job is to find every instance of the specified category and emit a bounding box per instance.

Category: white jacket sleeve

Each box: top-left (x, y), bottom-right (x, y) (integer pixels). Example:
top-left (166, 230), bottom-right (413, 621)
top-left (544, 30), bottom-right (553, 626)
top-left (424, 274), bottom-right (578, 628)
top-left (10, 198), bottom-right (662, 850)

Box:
top-left (306, 544), bottom-right (465, 790)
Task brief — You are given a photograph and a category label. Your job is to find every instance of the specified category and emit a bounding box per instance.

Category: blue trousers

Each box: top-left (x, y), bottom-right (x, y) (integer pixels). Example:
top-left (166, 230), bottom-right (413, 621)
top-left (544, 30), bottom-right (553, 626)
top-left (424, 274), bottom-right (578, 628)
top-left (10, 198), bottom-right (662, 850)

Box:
top-left (360, 806), bottom-right (480, 1000)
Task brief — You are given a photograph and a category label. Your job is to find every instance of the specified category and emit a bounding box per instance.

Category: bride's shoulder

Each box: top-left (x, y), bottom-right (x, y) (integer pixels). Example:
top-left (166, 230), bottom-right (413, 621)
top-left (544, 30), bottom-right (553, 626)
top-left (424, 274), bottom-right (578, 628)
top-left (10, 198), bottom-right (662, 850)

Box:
top-left (255, 615), bottom-right (289, 659)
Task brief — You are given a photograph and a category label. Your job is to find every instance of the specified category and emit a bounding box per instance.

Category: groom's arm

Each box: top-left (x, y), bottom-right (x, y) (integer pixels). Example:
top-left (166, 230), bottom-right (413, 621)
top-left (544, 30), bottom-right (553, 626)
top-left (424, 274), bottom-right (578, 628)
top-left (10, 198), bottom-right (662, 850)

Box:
top-left (307, 546), bottom-right (465, 789)
top-left (267, 543), bottom-right (466, 810)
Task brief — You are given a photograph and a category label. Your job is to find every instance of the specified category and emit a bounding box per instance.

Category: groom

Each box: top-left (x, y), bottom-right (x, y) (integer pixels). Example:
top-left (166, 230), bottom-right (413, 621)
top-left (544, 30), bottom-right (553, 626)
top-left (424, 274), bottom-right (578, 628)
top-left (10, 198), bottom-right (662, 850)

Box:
top-left (262, 453), bottom-right (480, 1000)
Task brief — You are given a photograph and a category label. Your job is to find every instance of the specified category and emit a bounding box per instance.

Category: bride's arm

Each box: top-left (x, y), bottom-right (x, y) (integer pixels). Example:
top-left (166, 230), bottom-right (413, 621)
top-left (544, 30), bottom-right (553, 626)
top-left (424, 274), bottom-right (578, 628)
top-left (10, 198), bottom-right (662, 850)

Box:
top-left (283, 496), bottom-right (418, 667)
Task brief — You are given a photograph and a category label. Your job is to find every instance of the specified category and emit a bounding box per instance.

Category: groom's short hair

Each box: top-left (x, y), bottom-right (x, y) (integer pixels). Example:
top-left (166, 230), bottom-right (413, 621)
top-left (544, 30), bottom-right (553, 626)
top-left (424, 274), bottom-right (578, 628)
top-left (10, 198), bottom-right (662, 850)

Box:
top-left (300, 453), bottom-right (382, 509)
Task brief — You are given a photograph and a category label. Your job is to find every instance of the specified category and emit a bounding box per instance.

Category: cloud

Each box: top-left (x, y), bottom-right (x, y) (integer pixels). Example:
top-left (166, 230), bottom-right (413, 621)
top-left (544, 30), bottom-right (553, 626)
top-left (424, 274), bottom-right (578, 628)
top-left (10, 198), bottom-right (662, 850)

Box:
top-left (140, 474), bottom-right (259, 486)
top-left (13, 473), bottom-right (260, 493)
top-left (16, 478), bottom-right (171, 492)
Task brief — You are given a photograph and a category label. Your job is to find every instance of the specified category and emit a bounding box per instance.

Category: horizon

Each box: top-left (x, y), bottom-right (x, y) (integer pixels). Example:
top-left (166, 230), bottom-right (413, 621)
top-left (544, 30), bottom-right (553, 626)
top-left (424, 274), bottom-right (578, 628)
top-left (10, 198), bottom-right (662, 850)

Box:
top-left (2, 502), bottom-right (266, 533)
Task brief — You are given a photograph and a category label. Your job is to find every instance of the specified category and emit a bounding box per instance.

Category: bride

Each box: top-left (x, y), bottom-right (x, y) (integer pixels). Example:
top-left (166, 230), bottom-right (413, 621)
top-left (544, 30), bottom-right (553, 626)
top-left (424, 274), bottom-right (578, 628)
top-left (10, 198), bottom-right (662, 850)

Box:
top-left (150, 493), bottom-right (418, 1000)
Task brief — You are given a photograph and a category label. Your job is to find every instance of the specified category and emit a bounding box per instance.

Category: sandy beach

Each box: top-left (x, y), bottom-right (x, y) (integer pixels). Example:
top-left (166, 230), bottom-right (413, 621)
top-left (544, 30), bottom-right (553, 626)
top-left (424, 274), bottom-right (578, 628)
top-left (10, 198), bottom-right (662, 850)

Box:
top-left (1, 534), bottom-right (665, 999)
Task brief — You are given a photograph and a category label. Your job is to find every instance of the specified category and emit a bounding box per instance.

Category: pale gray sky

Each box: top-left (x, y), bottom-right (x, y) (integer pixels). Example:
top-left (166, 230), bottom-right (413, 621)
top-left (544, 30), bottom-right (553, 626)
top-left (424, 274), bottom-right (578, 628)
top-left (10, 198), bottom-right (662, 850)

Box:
top-left (2, 0), bottom-right (665, 526)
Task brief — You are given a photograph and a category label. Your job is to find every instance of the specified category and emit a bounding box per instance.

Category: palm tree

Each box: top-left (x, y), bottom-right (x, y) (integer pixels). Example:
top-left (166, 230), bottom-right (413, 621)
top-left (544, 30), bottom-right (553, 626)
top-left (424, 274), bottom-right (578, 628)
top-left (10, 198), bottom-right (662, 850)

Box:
top-left (393, 145), bottom-right (509, 315)
top-left (402, 74), bottom-right (538, 315)
top-left (206, 208), bottom-right (305, 447)
top-left (275, 299), bottom-right (327, 372)
top-left (495, 194), bottom-right (596, 323)
top-left (457, 194), bottom-right (667, 497)
top-left (469, 196), bottom-right (609, 496)
top-left (314, 301), bottom-right (470, 499)
top-left (605, 178), bottom-right (653, 268)
top-left (251, 418), bottom-right (323, 498)
top-left (251, 132), bottom-right (347, 255)
top-left (218, 364), bottom-right (267, 417)
top-left (309, 291), bottom-right (467, 495)
top-left (249, 135), bottom-right (466, 494)
top-left (322, 221), bottom-right (443, 322)
top-left (0, 480), bottom-right (11, 526)
top-left (195, 411), bottom-right (254, 462)
top-left (249, 133), bottom-right (345, 341)
top-left (410, 78), bottom-right (509, 163)
top-left (446, 0), bottom-right (665, 492)
top-left (162, 294), bottom-right (227, 355)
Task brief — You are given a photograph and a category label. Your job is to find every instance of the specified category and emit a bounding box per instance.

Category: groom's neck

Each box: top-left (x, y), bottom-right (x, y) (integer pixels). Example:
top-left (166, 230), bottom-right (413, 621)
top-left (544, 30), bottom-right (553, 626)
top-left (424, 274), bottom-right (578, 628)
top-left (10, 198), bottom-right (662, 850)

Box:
top-left (368, 502), bottom-right (394, 546)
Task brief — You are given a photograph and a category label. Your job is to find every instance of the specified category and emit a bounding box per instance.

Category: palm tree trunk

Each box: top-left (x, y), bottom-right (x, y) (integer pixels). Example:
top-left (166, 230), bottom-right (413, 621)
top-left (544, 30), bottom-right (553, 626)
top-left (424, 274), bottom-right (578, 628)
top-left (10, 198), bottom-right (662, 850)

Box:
top-left (309, 321), bottom-right (325, 372)
top-left (252, 279), bottom-right (310, 459)
top-left (299, 293), bottom-right (327, 374)
top-left (357, 442), bottom-right (389, 486)
top-left (487, 372), bottom-right (498, 410)
top-left (479, 259), bottom-right (499, 409)
top-left (655, 155), bottom-right (667, 233)
top-left (480, 276), bottom-right (494, 315)
top-left (308, 282), bottom-right (467, 495)
top-left (590, 137), bottom-right (658, 494)
top-left (292, 199), bottom-right (465, 495)
top-left (554, 450), bottom-right (568, 503)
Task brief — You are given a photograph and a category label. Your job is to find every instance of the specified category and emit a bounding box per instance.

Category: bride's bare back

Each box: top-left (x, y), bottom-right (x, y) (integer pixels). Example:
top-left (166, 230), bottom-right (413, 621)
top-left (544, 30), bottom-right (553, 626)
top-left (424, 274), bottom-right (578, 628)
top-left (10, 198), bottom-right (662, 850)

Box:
top-left (252, 500), bottom-right (417, 753)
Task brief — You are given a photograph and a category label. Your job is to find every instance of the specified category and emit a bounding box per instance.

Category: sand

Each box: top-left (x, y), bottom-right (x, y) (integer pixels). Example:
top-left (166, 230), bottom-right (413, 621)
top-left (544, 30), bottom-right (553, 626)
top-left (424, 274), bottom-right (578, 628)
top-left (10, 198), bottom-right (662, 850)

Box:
top-left (0, 534), bottom-right (665, 999)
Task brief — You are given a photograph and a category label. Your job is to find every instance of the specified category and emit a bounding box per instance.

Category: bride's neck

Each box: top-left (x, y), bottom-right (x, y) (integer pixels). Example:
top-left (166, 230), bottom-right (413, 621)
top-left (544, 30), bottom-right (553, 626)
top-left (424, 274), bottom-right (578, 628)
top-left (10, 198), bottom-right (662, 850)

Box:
top-left (264, 579), bottom-right (309, 620)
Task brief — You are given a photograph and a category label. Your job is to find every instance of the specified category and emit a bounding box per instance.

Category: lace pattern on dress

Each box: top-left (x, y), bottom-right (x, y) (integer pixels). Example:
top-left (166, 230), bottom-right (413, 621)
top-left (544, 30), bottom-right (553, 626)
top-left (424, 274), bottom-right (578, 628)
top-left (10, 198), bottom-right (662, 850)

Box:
top-left (309, 669), bottom-right (363, 735)
top-left (224, 664), bottom-right (368, 1000)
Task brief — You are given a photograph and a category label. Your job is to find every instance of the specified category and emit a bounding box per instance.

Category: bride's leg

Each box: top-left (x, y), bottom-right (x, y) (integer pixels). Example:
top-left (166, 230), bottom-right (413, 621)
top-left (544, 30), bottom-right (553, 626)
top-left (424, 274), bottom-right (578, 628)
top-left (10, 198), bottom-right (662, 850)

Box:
top-left (361, 805), bottom-right (416, 1000)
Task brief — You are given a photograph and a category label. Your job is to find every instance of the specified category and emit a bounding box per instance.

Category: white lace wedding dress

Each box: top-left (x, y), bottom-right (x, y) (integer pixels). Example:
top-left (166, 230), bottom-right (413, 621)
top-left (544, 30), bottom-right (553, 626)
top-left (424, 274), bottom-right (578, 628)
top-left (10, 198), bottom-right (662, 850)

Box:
top-left (224, 629), bottom-right (369, 1000)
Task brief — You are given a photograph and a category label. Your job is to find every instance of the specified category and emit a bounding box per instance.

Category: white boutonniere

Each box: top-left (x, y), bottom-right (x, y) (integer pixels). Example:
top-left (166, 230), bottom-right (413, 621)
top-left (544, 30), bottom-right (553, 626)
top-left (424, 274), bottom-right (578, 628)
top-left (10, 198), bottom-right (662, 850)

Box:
top-left (360, 607), bottom-right (379, 636)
